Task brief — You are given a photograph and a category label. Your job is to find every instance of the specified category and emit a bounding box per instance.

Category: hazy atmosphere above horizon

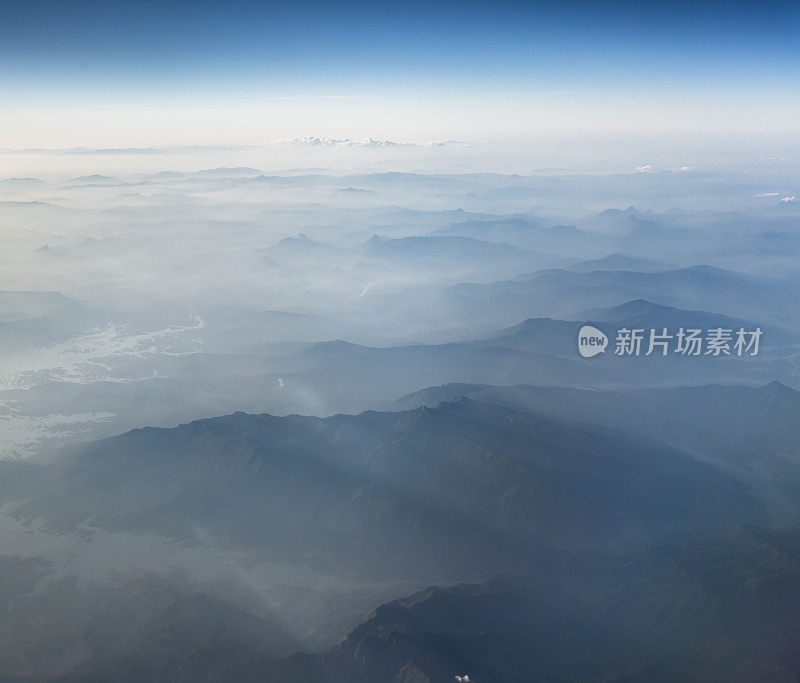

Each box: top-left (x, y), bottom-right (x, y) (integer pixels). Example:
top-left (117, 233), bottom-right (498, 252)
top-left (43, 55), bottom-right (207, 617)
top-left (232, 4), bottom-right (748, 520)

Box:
top-left (3, 0), bottom-right (800, 149)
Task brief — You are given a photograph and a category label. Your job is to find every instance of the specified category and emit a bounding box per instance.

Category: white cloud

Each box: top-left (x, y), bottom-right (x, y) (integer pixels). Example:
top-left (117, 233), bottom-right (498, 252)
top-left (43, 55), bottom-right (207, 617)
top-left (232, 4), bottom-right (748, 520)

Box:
top-left (276, 137), bottom-right (447, 148)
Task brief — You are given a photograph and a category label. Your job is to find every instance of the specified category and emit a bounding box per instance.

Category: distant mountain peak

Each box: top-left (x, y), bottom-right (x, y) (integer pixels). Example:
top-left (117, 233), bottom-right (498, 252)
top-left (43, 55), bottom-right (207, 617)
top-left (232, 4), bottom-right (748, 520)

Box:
top-left (679, 264), bottom-right (731, 275)
top-left (758, 379), bottom-right (799, 400)
top-left (596, 206), bottom-right (639, 218)
top-left (605, 299), bottom-right (675, 315)
top-left (277, 232), bottom-right (312, 246)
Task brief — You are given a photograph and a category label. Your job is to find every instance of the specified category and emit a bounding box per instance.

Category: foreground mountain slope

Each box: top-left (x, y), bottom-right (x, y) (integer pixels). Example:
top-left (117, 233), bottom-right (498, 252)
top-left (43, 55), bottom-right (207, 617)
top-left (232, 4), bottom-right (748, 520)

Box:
top-left (398, 381), bottom-right (800, 523)
top-left (0, 567), bottom-right (299, 683)
top-left (15, 400), bottom-right (764, 581)
top-left (264, 527), bottom-right (800, 683)
top-left (398, 381), bottom-right (800, 466)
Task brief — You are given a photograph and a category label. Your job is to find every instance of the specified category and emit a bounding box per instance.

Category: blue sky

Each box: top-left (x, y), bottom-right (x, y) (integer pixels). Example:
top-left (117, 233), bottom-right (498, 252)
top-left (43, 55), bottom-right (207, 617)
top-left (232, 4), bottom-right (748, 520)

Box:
top-left (2, 0), bottom-right (799, 145)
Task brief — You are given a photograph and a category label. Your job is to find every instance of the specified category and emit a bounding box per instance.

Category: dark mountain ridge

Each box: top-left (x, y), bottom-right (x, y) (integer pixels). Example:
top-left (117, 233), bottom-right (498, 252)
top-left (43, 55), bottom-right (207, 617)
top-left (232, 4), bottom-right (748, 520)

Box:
top-left (11, 399), bottom-right (765, 582)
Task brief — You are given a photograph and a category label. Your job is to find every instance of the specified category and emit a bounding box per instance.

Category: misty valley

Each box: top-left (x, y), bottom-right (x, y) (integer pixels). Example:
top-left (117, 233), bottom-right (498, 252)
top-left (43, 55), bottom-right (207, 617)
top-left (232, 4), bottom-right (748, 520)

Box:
top-left (2, 159), bottom-right (800, 681)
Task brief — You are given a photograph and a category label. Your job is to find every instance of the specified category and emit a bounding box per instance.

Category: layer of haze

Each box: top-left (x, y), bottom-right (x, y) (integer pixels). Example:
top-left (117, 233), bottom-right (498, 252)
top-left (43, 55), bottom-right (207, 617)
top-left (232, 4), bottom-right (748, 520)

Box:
top-left (3, 2), bottom-right (800, 680)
